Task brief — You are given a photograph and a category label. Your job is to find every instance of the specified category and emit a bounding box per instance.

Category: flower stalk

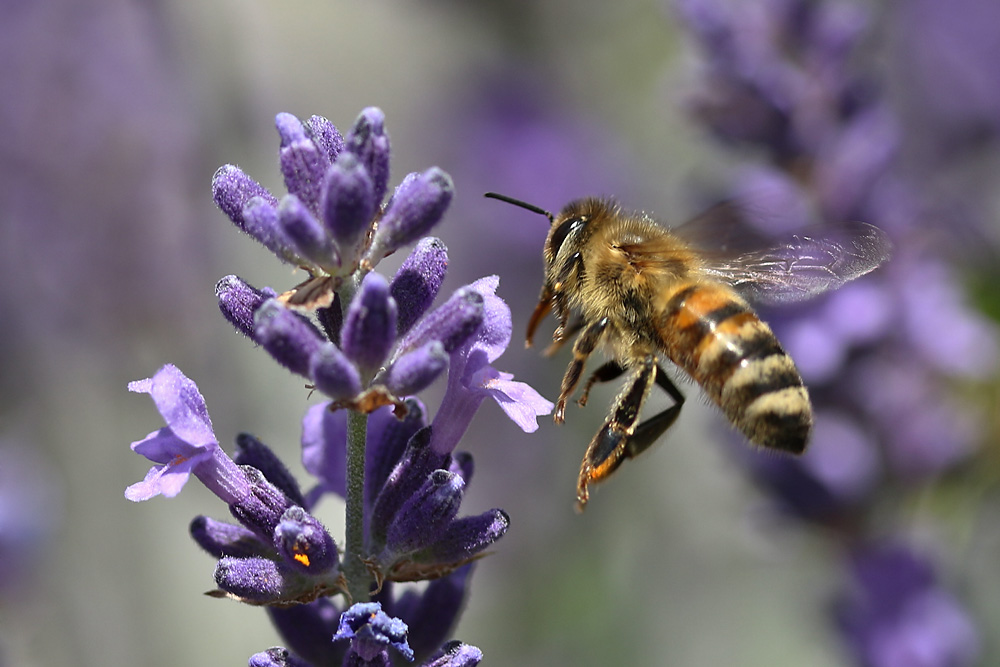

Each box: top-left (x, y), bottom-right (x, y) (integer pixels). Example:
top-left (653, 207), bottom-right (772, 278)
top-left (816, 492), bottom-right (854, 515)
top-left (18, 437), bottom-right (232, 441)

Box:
top-left (343, 408), bottom-right (370, 602)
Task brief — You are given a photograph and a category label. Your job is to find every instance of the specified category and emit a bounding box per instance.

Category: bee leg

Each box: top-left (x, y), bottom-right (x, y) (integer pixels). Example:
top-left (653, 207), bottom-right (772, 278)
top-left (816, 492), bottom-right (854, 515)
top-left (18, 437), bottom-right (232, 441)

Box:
top-left (526, 284), bottom-right (554, 348)
top-left (555, 317), bottom-right (609, 424)
top-left (543, 316), bottom-right (585, 357)
top-left (622, 365), bottom-right (685, 459)
top-left (550, 251), bottom-right (584, 344)
top-left (577, 361), bottom-right (625, 407)
top-left (576, 356), bottom-right (657, 511)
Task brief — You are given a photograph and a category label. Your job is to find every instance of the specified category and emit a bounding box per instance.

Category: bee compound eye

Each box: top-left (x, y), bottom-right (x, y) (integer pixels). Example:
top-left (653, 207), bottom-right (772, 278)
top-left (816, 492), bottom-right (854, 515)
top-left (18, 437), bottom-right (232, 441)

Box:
top-left (549, 216), bottom-right (587, 255)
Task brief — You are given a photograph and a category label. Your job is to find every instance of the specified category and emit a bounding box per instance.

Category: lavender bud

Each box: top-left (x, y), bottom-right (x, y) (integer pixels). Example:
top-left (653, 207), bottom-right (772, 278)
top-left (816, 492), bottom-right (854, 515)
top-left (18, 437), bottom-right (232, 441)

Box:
top-left (309, 342), bottom-right (363, 400)
top-left (345, 107), bottom-right (391, 205)
top-left (243, 197), bottom-right (302, 265)
top-left (230, 467), bottom-right (295, 539)
top-left (415, 509), bottom-right (509, 564)
top-left (391, 237), bottom-right (449, 335)
top-left (254, 299), bottom-right (327, 377)
top-left (367, 168), bottom-right (453, 263)
top-left (214, 556), bottom-right (287, 603)
top-left (189, 515), bottom-right (272, 559)
top-left (384, 470), bottom-right (464, 558)
top-left (365, 399), bottom-right (427, 513)
top-left (383, 341), bottom-right (448, 396)
top-left (369, 427), bottom-right (447, 549)
top-left (397, 287), bottom-right (484, 358)
top-left (276, 112), bottom-right (329, 213)
top-left (321, 152), bottom-right (376, 256)
top-left (279, 194), bottom-right (339, 271)
top-left (424, 641), bottom-right (483, 667)
top-left (341, 272), bottom-right (397, 373)
top-left (216, 275), bottom-right (275, 338)
top-left (212, 164), bottom-right (277, 232)
top-left (304, 114), bottom-right (344, 163)
top-left (274, 506), bottom-right (338, 574)
top-left (234, 433), bottom-right (307, 508)
top-left (398, 566), bottom-right (474, 663)
top-left (248, 647), bottom-right (312, 667)
top-left (267, 600), bottom-right (343, 667)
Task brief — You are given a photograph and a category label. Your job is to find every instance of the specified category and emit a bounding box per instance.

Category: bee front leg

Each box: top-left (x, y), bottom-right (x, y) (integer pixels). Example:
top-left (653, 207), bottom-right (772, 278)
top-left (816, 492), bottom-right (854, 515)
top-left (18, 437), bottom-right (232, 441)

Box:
top-left (576, 357), bottom-right (681, 511)
top-left (555, 317), bottom-right (609, 424)
top-left (526, 284), bottom-right (554, 348)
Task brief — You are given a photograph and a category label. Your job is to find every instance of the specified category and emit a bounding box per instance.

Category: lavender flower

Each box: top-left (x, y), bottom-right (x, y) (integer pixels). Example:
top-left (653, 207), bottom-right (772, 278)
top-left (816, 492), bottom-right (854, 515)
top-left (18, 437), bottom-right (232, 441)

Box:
top-left (126, 364), bottom-right (247, 504)
top-left (128, 109), bottom-right (552, 664)
top-left (834, 544), bottom-right (980, 667)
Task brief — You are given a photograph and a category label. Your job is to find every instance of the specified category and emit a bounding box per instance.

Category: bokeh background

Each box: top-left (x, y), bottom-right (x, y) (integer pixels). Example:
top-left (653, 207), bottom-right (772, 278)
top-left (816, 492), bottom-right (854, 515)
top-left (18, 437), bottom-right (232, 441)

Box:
top-left (3, 0), bottom-right (1000, 665)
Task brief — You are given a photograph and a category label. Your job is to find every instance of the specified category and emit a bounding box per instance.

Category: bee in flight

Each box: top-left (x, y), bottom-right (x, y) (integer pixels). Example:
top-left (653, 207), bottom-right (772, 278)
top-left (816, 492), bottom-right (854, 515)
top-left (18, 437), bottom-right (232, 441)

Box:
top-left (485, 192), bottom-right (891, 510)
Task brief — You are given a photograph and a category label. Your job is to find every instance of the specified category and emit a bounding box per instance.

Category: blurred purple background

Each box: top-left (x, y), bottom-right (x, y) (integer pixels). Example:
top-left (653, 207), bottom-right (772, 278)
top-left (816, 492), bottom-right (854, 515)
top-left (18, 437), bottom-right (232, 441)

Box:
top-left (2, 0), bottom-right (1000, 665)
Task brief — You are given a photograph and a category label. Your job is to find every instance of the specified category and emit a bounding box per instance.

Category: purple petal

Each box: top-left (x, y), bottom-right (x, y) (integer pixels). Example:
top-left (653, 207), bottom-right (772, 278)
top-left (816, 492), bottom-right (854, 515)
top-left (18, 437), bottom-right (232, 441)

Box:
top-left (466, 276), bottom-right (510, 363)
top-left (473, 367), bottom-right (554, 432)
top-left (124, 458), bottom-right (194, 501)
top-left (301, 401), bottom-right (347, 497)
top-left (129, 364), bottom-right (215, 447)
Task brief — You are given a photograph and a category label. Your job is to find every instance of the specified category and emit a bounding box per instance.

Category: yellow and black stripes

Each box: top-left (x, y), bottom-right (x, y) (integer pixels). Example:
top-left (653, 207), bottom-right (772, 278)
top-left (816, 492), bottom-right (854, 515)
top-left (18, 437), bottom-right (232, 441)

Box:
top-left (661, 282), bottom-right (811, 453)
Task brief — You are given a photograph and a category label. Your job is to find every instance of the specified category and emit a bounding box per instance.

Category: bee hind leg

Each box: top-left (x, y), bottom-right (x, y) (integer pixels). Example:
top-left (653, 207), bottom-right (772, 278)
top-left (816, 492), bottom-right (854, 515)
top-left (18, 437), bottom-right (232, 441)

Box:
top-left (575, 361), bottom-right (683, 511)
top-left (624, 365), bottom-right (685, 459)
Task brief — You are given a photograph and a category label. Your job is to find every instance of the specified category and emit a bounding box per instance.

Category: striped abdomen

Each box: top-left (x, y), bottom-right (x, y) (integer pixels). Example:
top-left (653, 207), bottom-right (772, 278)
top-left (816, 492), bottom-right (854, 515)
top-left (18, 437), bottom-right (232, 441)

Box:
top-left (659, 282), bottom-right (811, 453)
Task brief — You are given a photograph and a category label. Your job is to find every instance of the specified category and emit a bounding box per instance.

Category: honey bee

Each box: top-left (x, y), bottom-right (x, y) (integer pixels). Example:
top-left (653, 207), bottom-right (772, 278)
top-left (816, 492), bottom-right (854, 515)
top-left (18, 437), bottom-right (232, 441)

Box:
top-left (485, 192), bottom-right (891, 510)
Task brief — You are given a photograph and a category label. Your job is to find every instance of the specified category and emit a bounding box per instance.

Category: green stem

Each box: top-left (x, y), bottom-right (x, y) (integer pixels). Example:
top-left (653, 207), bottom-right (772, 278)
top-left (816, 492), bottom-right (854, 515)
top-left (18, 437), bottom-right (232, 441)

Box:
top-left (337, 271), bottom-right (372, 602)
top-left (343, 408), bottom-right (370, 602)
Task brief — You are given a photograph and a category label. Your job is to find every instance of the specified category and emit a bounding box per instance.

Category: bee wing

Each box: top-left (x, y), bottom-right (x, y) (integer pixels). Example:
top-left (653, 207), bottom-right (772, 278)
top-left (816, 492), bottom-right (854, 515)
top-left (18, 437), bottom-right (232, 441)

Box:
top-left (700, 222), bottom-right (892, 304)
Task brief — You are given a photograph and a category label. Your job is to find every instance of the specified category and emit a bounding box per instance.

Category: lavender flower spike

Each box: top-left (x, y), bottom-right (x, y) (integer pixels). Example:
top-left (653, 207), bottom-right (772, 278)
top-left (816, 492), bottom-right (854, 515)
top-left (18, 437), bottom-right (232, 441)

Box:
top-left (126, 364), bottom-right (247, 503)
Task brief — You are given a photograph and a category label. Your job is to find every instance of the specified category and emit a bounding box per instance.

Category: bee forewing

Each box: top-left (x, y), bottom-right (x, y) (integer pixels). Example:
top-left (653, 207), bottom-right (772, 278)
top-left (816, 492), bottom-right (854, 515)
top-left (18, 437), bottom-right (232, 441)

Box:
top-left (702, 222), bottom-right (892, 305)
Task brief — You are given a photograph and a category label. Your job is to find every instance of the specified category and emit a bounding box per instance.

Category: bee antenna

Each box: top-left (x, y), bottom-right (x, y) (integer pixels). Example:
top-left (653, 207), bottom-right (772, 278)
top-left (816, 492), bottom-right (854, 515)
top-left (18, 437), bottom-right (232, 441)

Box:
top-left (484, 192), bottom-right (554, 224)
